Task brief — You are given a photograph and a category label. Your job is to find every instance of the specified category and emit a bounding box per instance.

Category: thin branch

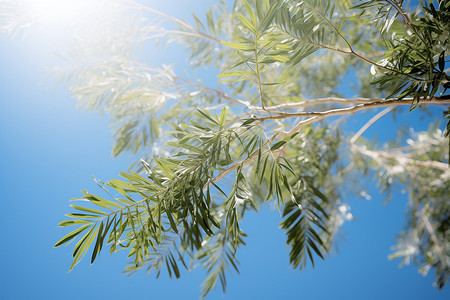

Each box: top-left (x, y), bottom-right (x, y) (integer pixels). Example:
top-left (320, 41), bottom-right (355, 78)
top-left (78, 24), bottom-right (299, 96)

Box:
top-left (253, 34), bottom-right (275, 113)
top-left (145, 29), bottom-right (219, 42)
top-left (279, 28), bottom-right (352, 54)
top-left (137, 64), bottom-right (253, 109)
top-left (204, 134), bottom-right (278, 191)
top-left (258, 96), bottom-right (450, 121)
top-left (278, 116), bottom-right (323, 140)
top-left (387, 0), bottom-right (416, 35)
top-left (350, 106), bottom-right (394, 144)
top-left (127, 0), bottom-right (222, 44)
top-left (353, 145), bottom-right (449, 171)
top-left (276, 96), bottom-right (450, 139)
top-left (275, 8), bottom-right (425, 81)
top-left (264, 97), bottom-right (388, 110)
top-left (278, 26), bottom-right (417, 78)
top-left (174, 77), bottom-right (253, 109)
top-left (303, 0), bottom-right (353, 51)
top-left (422, 215), bottom-right (449, 268)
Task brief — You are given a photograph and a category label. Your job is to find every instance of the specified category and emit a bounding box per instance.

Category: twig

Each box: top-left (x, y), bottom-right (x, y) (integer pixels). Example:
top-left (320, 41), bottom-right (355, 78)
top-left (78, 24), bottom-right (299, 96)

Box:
top-left (203, 134), bottom-right (278, 191)
top-left (127, 0), bottom-right (222, 44)
top-left (350, 106), bottom-right (394, 144)
top-left (276, 96), bottom-right (450, 139)
top-left (422, 215), bottom-right (448, 268)
top-left (264, 97), bottom-right (389, 111)
top-left (353, 145), bottom-right (449, 171)
top-left (258, 97), bottom-right (450, 121)
top-left (174, 77), bottom-right (253, 109)
top-left (303, 0), bottom-right (353, 51)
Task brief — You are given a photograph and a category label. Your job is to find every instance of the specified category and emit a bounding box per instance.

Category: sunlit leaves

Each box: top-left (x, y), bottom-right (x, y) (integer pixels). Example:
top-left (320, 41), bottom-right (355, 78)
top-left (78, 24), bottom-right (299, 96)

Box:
top-left (46, 0), bottom-right (450, 296)
top-left (280, 195), bottom-right (328, 269)
top-left (219, 0), bottom-right (290, 87)
top-left (356, 0), bottom-right (450, 104)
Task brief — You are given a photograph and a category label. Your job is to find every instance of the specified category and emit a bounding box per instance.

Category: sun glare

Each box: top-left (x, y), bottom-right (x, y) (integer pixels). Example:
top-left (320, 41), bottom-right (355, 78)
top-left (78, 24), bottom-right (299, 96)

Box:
top-left (25, 0), bottom-right (108, 27)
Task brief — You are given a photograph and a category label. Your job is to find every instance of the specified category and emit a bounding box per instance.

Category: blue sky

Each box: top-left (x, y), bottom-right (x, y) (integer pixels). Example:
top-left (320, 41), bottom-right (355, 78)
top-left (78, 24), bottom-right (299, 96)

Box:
top-left (0, 1), bottom-right (449, 299)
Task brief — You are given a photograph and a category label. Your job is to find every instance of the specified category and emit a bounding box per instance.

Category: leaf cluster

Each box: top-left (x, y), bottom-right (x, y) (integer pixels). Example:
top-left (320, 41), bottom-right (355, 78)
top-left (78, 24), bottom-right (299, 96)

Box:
top-left (41, 0), bottom-right (450, 296)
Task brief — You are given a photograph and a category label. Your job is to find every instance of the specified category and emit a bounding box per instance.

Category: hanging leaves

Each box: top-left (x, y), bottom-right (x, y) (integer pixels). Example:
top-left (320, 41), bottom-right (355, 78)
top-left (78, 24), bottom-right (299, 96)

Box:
top-left (46, 0), bottom-right (450, 296)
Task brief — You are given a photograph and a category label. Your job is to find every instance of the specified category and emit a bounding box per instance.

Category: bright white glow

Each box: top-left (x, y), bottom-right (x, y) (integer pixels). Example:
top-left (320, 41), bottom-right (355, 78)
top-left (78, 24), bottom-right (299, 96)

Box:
top-left (25, 0), bottom-right (108, 27)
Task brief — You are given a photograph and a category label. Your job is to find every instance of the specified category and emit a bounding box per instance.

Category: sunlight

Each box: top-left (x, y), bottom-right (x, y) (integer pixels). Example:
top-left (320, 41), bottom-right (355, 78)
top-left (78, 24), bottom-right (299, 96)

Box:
top-left (25, 0), bottom-right (109, 27)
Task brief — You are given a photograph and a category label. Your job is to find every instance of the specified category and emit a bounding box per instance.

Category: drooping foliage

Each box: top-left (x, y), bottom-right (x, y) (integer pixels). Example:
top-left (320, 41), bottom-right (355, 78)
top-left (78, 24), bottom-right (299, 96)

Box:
top-left (1, 0), bottom-right (449, 297)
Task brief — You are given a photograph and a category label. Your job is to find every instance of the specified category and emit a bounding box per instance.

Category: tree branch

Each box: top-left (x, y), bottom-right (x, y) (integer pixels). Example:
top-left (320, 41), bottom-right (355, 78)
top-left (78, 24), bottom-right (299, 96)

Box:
top-left (203, 134), bottom-right (278, 191)
top-left (350, 106), bottom-right (394, 144)
top-left (353, 144), bottom-right (449, 172)
top-left (422, 215), bottom-right (449, 269)
top-left (259, 97), bottom-right (450, 121)
top-left (173, 77), bottom-right (253, 109)
top-left (276, 96), bottom-right (450, 139)
top-left (264, 97), bottom-right (390, 111)
top-left (128, 0), bottom-right (222, 44)
top-left (303, 0), bottom-right (353, 51)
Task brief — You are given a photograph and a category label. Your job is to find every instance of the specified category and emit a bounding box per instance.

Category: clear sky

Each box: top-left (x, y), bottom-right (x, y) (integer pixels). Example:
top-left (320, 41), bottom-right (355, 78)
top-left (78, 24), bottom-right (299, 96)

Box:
top-left (0, 1), bottom-right (449, 300)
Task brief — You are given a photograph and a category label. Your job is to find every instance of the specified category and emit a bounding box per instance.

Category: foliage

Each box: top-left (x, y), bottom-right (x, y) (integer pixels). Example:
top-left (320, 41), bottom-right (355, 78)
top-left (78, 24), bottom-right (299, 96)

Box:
top-left (1, 0), bottom-right (449, 297)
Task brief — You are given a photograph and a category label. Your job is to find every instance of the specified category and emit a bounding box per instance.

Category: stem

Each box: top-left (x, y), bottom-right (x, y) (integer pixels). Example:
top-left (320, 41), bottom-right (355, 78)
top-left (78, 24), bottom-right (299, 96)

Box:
top-left (353, 145), bottom-right (449, 171)
top-left (422, 215), bottom-right (448, 268)
top-left (254, 34), bottom-right (267, 112)
top-left (276, 96), bottom-right (450, 139)
top-left (263, 97), bottom-right (389, 111)
top-left (350, 106), bottom-right (394, 144)
top-left (258, 97), bottom-right (450, 121)
top-left (174, 77), bottom-right (253, 109)
top-left (388, 0), bottom-right (415, 35)
top-left (128, 0), bottom-right (222, 44)
top-left (204, 131), bottom-right (277, 191)
top-left (303, 0), bottom-right (353, 51)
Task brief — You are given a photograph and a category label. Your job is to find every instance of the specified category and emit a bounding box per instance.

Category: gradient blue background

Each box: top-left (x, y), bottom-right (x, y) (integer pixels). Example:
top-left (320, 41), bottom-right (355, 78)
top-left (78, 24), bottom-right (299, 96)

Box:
top-left (0, 1), bottom-right (449, 299)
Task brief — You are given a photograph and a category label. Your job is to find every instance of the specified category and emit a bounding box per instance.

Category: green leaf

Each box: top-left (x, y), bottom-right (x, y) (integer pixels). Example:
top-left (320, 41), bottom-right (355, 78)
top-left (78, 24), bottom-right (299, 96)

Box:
top-left (91, 221), bottom-right (104, 263)
top-left (65, 213), bottom-right (102, 219)
top-left (70, 204), bottom-right (108, 216)
top-left (73, 226), bottom-right (95, 257)
top-left (58, 220), bottom-right (93, 227)
top-left (438, 51), bottom-right (445, 72)
top-left (217, 71), bottom-right (255, 77)
top-left (221, 41), bottom-right (253, 51)
top-left (241, 118), bottom-right (256, 127)
top-left (270, 140), bottom-right (286, 151)
top-left (236, 14), bottom-right (256, 32)
top-left (70, 225), bottom-right (99, 271)
top-left (271, 133), bottom-right (299, 151)
top-left (219, 107), bottom-right (227, 130)
top-left (54, 224), bottom-right (91, 247)
top-left (243, 0), bottom-right (257, 26)
top-left (197, 109), bottom-right (220, 125)
top-left (79, 190), bottom-right (122, 209)
top-left (155, 158), bottom-right (175, 180)
top-left (166, 210), bottom-right (179, 234)
top-left (206, 9), bottom-right (215, 36)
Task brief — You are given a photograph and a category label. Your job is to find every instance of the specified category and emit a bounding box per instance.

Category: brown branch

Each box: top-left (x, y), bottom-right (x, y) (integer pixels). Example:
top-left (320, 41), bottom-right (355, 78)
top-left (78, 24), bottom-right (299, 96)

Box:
top-left (263, 97), bottom-right (388, 111)
top-left (276, 96), bottom-right (450, 139)
top-left (258, 97), bottom-right (450, 121)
